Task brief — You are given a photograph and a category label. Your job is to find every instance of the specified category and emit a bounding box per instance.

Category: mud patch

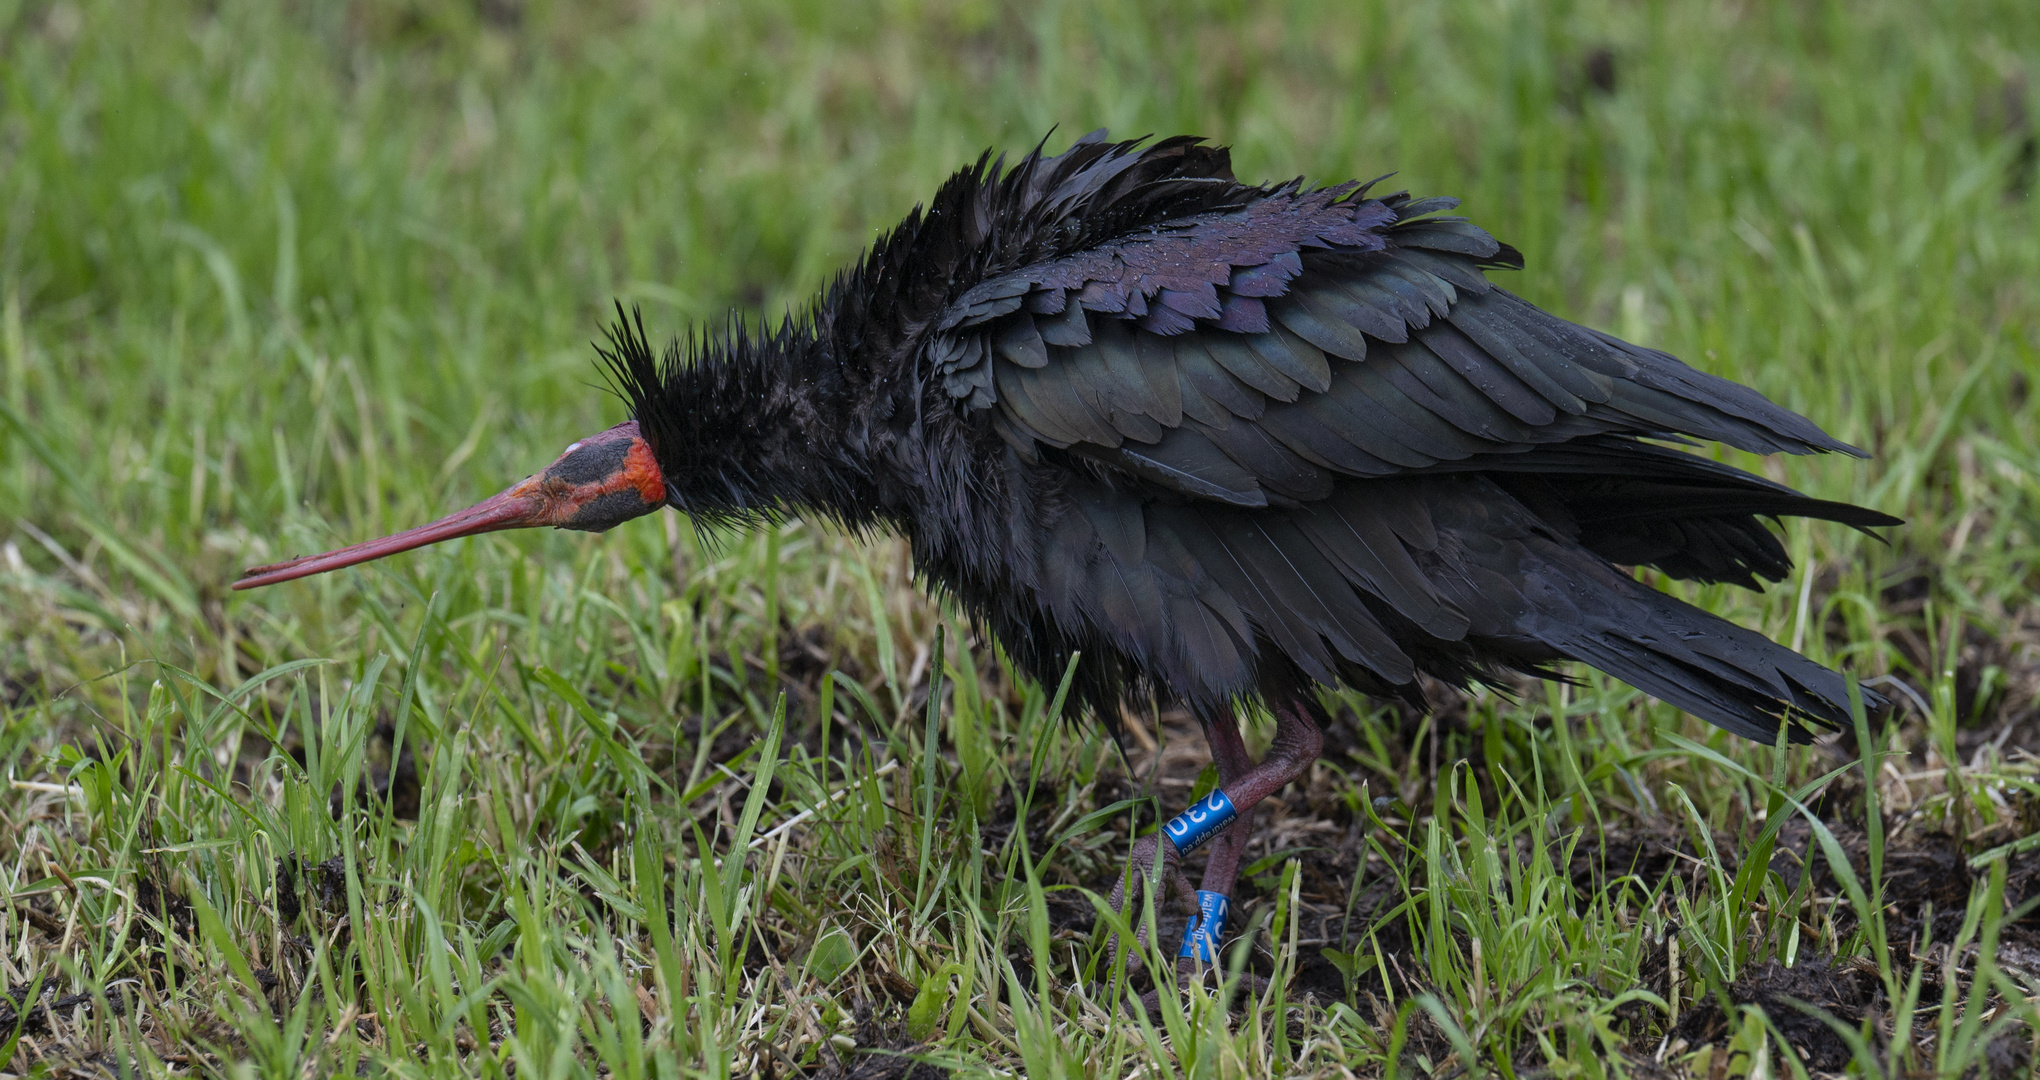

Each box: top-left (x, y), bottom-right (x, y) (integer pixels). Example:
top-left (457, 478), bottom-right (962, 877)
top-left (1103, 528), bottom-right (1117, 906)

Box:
top-left (272, 853), bottom-right (354, 926)
top-left (0, 981), bottom-right (131, 1037)
top-left (1674, 956), bottom-right (1878, 1072)
top-left (322, 721), bottom-right (421, 820)
top-left (135, 869), bottom-right (196, 937)
top-left (807, 996), bottom-right (950, 1080)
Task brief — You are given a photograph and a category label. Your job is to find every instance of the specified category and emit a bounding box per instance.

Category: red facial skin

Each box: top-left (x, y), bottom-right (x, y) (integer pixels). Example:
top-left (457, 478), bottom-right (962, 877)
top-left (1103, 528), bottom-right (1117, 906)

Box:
top-left (233, 421), bottom-right (665, 590)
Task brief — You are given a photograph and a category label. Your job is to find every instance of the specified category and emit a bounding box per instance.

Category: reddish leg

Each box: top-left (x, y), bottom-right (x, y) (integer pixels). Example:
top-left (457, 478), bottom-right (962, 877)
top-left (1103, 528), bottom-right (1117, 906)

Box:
top-left (1227, 699), bottom-right (1325, 810)
top-left (1107, 699), bottom-right (1324, 996)
top-left (1193, 698), bottom-right (1322, 896)
top-left (1193, 712), bottom-right (1258, 900)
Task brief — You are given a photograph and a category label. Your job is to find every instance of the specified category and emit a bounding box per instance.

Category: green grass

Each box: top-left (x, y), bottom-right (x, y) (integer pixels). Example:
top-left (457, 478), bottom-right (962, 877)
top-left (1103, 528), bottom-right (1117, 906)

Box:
top-left (4, 0), bottom-right (2040, 1075)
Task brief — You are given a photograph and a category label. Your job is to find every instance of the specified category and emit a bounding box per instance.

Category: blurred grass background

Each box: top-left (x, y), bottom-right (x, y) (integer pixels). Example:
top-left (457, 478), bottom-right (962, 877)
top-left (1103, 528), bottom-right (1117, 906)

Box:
top-left (3, 0), bottom-right (2040, 1076)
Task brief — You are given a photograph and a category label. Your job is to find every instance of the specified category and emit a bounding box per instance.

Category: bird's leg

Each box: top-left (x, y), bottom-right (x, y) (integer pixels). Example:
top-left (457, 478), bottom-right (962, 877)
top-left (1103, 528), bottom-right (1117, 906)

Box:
top-left (1122, 711), bottom-right (1258, 1013)
top-left (1174, 714), bottom-right (1257, 971)
top-left (1103, 831), bottom-right (1197, 983)
top-left (1125, 701), bottom-right (1323, 1011)
top-left (1192, 698), bottom-right (1322, 895)
top-left (1104, 715), bottom-right (1246, 981)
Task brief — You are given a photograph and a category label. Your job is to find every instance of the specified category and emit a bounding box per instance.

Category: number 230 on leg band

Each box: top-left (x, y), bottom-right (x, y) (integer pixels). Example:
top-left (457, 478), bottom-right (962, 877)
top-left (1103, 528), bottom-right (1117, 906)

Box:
top-left (1163, 788), bottom-right (1237, 854)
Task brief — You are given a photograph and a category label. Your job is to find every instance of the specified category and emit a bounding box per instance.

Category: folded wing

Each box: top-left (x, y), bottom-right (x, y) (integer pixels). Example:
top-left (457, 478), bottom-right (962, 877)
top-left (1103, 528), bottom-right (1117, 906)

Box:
top-left (923, 142), bottom-right (1893, 741)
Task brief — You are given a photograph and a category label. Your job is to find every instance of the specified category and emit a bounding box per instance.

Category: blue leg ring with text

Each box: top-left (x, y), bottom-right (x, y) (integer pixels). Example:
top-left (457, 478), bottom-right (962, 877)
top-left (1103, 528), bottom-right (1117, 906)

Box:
top-left (1178, 890), bottom-right (1231, 962)
top-left (1161, 788), bottom-right (1237, 855)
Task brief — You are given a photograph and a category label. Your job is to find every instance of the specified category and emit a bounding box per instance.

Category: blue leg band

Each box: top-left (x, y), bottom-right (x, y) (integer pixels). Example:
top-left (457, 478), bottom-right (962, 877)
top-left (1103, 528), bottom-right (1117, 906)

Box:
top-left (1177, 890), bottom-right (1230, 962)
top-left (1161, 788), bottom-right (1237, 855)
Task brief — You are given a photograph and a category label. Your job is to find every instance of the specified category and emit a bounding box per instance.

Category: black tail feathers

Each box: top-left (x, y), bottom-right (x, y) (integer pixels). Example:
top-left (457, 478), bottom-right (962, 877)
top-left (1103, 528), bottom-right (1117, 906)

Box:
top-left (1485, 437), bottom-right (1903, 591)
top-left (1517, 539), bottom-right (1884, 744)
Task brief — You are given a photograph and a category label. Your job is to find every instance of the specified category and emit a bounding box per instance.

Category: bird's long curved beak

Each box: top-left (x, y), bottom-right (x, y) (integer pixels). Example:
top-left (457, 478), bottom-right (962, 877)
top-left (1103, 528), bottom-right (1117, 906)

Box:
top-left (232, 481), bottom-right (552, 590)
top-left (234, 420), bottom-right (667, 590)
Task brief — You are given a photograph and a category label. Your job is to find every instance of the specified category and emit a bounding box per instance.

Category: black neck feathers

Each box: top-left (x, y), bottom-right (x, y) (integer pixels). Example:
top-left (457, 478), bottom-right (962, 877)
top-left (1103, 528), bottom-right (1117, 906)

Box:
top-left (596, 308), bottom-right (879, 532)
